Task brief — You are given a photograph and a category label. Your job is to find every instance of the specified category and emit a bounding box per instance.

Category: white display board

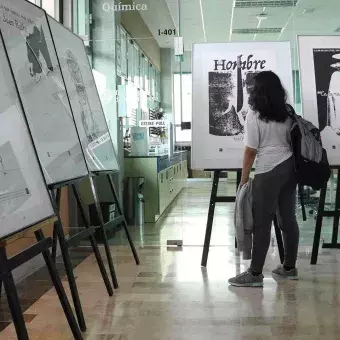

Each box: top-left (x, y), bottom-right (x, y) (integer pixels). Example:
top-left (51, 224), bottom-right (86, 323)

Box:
top-left (192, 42), bottom-right (294, 169)
top-left (0, 35), bottom-right (55, 239)
top-left (48, 16), bottom-right (119, 172)
top-left (298, 36), bottom-right (340, 166)
top-left (0, 0), bottom-right (88, 185)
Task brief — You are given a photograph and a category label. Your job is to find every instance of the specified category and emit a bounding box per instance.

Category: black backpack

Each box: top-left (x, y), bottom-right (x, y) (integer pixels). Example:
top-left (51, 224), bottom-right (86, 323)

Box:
top-left (288, 105), bottom-right (331, 190)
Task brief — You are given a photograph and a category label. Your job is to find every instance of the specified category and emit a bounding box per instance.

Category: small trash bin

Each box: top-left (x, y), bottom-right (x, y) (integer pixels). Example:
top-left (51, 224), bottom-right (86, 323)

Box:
top-left (124, 177), bottom-right (145, 226)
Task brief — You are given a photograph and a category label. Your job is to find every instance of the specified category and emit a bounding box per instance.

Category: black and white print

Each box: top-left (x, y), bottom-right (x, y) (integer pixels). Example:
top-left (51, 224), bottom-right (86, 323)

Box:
top-left (0, 0), bottom-right (88, 184)
top-left (209, 70), bottom-right (256, 136)
top-left (25, 25), bottom-right (53, 83)
top-left (48, 15), bottom-right (119, 172)
top-left (0, 141), bottom-right (30, 217)
top-left (298, 36), bottom-right (340, 166)
top-left (313, 49), bottom-right (340, 135)
top-left (208, 54), bottom-right (269, 137)
top-left (192, 42), bottom-right (293, 170)
top-left (0, 23), bottom-right (55, 237)
top-left (66, 50), bottom-right (100, 143)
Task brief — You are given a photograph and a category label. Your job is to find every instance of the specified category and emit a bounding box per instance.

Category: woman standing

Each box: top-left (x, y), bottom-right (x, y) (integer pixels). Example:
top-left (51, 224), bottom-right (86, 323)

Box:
top-left (229, 71), bottom-right (299, 287)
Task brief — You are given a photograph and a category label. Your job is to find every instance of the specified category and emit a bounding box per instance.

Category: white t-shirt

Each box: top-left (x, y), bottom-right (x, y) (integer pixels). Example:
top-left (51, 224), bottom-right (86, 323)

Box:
top-left (244, 111), bottom-right (293, 174)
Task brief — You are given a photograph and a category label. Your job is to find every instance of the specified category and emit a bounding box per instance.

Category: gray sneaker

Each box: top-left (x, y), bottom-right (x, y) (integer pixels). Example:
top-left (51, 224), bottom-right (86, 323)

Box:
top-left (228, 269), bottom-right (264, 287)
top-left (272, 265), bottom-right (299, 280)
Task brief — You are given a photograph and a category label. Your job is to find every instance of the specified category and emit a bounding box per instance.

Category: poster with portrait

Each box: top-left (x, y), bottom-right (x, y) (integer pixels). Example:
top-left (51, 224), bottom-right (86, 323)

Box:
top-left (298, 36), bottom-right (340, 166)
top-left (0, 34), bottom-right (54, 239)
top-left (47, 15), bottom-right (119, 172)
top-left (192, 42), bottom-right (293, 169)
top-left (0, 0), bottom-right (88, 185)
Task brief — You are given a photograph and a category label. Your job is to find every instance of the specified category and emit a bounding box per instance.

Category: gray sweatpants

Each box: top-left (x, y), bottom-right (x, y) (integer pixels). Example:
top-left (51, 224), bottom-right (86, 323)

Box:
top-left (250, 157), bottom-right (299, 273)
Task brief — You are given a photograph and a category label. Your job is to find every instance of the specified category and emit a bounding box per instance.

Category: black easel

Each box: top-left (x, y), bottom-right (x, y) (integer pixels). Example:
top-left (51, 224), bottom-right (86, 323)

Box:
top-left (0, 220), bottom-right (83, 340)
top-left (43, 13), bottom-right (139, 290)
top-left (311, 168), bottom-right (340, 264)
top-left (49, 176), bottom-right (114, 332)
top-left (90, 172), bottom-right (140, 274)
top-left (201, 169), bottom-right (285, 267)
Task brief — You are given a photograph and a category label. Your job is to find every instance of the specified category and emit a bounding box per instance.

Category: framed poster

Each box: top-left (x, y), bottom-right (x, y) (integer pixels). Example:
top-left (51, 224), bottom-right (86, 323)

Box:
top-left (0, 34), bottom-right (55, 239)
top-left (47, 15), bottom-right (119, 172)
top-left (298, 36), bottom-right (340, 166)
top-left (192, 41), bottom-right (294, 169)
top-left (0, 0), bottom-right (88, 185)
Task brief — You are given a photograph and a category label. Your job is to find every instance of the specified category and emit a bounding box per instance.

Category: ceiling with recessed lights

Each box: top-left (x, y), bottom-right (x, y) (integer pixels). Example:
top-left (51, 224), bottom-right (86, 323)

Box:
top-left (134, 0), bottom-right (340, 67)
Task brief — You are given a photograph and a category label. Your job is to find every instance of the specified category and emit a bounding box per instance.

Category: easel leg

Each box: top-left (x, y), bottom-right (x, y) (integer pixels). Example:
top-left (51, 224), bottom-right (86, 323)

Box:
top-left (311, 184), bottom-right (327, 265)
top-left (0, 248), bottom-right (29, 340)
top-left (331, 174), bottom-right (340, 245)
top-left (298, 184), bottom-right (307, 222)
top-left (89, 175), bottom-right (119, 289)
top-left (51, 223), bottom-right (58, 262)
top-left (201, 170), bottom-right (220, 267)
top-left (235, 171), bottom-right (242, 249)
top-left (53, 220), bottom-right (86, 331)
top-left (106, 174), bottom-right (140, 265)
top-left (51, 187), bottom-right (86, 331)
top-left (71, 183), bottom-right (114, 296)
top-left (273, 216), bottom-right (284, 264)
top-left (51, 188), bottom-right (61, 262)
top-left (34, 230), bottom-right (83, 340)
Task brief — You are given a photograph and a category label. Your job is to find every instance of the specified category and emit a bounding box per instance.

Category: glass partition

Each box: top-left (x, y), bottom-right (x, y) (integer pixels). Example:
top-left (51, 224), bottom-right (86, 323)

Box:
top-left (73, 0), bottom-right (90, 36)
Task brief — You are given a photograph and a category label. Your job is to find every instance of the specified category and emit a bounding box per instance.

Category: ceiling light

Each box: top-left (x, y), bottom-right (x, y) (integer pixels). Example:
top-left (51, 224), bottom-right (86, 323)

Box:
top-left (303, 8), bottom-right (316, 14)
top-left (256, 13), bottom-right (268, 20)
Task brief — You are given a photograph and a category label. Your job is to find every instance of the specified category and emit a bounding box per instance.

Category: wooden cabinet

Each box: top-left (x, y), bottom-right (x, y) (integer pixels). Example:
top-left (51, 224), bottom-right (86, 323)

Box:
top-left (125, 152), bottom-right (188, 222)
top-left (157, 160), bottom-right (188, 216)
top-left (158, 169), bottom-right (169, 214)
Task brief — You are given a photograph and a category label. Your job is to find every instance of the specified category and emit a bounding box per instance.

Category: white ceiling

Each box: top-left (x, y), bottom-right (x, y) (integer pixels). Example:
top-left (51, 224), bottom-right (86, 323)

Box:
top-left (135, 0), bottom-right (340, 68)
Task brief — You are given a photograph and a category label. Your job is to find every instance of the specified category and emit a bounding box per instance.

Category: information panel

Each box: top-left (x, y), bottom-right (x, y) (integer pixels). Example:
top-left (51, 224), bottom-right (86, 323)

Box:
top-left (0, 0), bottom-right (88, 184)
top-left (48, 16), bottom-right (119, 172)
top-left (0, 34), bottom-right (55, 239)
top-left (298, 35), bottom-right (340, 166)
top-left (192, 41), bottom-right (293, 169)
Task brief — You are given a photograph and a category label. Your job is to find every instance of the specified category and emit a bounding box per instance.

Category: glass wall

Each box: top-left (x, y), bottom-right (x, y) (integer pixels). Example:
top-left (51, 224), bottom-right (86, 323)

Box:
top-left (28, 0), bottom-right (57, 18)
top-left (73, 0), bottom-right (90, 38)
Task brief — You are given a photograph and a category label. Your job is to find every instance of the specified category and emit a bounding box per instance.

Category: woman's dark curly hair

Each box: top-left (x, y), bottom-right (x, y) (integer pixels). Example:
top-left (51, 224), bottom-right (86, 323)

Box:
top-left (248, 71), bottom-right (289, 123)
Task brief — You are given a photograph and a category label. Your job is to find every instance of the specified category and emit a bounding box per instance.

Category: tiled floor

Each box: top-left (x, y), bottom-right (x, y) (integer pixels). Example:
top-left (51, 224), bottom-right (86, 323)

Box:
top-left (0, 179), bottom-right (339, 339)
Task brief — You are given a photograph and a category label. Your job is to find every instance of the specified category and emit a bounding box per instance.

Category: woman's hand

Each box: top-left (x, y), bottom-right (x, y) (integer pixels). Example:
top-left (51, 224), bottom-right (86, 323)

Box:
top-left (240, 180), bottom-right (248, 187)
top-left (240, 146), bottom-right (257, 185)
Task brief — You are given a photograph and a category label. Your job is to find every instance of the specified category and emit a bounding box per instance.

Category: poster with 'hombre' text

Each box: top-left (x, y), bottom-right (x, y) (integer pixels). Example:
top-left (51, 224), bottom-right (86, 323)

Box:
top-left (192, 41), bottom-right (293, 170)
